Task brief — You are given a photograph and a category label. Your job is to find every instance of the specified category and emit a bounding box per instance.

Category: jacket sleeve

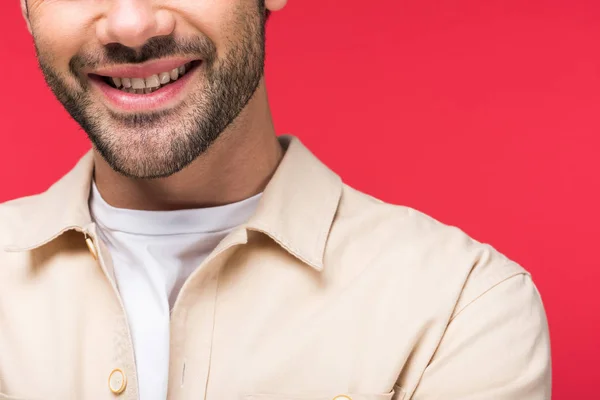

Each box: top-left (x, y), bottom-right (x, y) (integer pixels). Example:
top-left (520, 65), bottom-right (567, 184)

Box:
top-left (411, 273), bottom-right (551, 400)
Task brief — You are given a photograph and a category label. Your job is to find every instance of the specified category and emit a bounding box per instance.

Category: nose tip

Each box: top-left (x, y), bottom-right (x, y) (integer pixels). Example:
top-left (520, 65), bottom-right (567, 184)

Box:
top-left (97, 2), bottom-right (175, 49)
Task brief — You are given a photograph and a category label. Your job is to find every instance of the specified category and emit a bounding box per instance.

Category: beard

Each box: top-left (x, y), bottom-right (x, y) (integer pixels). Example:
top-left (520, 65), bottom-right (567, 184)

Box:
top-left (34, 6), bottom-right (267, 179)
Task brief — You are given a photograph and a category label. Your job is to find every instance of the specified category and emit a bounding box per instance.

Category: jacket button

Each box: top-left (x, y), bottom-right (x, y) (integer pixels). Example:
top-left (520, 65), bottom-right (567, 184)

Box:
top-left (108, 368), bottom-right (127, 394)
top-left (85, 236), bottom-right (98, 260)
top-left (333, 396), bottom-right (352, 400)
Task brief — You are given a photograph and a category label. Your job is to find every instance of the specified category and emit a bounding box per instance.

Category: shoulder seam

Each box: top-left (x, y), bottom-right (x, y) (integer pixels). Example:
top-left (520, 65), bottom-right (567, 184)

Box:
top-left (449, 271), bottom-right (530, 323)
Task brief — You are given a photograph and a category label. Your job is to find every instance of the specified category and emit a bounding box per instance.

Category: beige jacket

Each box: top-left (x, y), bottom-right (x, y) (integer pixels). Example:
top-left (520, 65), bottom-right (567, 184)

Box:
top-left (0, 135), bottom-right (551, 400)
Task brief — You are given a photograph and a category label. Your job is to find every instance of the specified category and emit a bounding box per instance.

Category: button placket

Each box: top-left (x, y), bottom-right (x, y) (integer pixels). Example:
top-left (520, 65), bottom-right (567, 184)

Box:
top-left (86, 226), bottom-right (138, 400)
top-left (169, 230), bottom-right (248, 399)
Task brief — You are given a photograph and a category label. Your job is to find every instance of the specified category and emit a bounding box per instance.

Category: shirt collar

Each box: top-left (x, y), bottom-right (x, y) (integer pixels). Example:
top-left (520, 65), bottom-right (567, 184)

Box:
top-left (4, 135), bottom-right (343, 272)
top-left (245, 135), bottom-right (342, 271)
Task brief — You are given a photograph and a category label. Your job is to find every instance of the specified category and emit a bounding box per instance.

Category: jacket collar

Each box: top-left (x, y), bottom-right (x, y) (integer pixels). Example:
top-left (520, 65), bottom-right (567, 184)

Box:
top-left (4, 135), bottom-right (343, 272)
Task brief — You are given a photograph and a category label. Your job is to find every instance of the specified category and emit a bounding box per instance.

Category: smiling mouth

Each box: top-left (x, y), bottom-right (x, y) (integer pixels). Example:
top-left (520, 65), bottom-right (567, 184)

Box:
top-left (88, 60), bottom-right (202, 94)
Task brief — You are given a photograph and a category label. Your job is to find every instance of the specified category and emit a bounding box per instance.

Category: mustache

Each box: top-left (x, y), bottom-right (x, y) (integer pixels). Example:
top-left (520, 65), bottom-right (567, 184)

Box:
top-left (69, 35), bottom-right (217, 75)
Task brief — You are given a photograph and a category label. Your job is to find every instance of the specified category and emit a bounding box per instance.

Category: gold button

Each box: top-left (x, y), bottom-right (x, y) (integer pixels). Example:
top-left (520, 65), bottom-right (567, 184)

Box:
top-left (85, 236), bottom-right (98, 260)
top-left (332, 396), bottom-right (352, 400)
top-left (108, 368), bottom-right (127, 395)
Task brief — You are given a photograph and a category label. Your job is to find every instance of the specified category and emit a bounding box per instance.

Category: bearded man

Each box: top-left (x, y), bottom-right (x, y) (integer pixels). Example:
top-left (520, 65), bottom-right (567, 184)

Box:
top-left (0, 1), bottom-right (551, 399)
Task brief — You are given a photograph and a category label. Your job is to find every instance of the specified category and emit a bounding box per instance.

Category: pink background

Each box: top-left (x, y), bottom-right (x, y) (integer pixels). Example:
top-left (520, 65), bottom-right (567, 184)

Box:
top-left (1, 1), bottom-right (599, 397)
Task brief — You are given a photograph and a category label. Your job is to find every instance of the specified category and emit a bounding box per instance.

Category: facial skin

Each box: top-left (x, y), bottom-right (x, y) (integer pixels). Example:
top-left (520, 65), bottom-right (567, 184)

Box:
top-left (23, 0), bottom-right (285, 180)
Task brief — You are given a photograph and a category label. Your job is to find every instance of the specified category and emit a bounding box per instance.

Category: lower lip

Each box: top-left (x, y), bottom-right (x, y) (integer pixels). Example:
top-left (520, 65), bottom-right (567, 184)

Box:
top-left (89, 62), bottom-right (201, 112)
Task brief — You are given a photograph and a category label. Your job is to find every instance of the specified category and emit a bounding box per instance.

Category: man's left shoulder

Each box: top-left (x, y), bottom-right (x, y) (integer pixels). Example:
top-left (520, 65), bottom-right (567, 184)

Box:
top-left (327, 185), bottom-right (550, 398)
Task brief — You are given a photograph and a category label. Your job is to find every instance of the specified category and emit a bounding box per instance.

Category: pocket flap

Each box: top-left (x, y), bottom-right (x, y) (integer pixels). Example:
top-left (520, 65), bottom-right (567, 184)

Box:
top-left (242, 391), bottom-right (396, 400)
top-left (0, 395), bottom-right (32, 400)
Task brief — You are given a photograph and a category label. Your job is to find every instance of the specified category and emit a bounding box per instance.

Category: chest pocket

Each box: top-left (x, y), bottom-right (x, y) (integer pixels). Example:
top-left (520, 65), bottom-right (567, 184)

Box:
top-left (0, 383), bottom-right (36, 400)
top-left (0, 395), bottom-right (33, 400)
top-left (241, 390), bottom-right (401, 400)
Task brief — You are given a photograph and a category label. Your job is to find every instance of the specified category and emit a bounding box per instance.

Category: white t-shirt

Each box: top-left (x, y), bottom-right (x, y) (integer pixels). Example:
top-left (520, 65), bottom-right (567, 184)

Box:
top-left (89, 182), bottom-right (262, 400)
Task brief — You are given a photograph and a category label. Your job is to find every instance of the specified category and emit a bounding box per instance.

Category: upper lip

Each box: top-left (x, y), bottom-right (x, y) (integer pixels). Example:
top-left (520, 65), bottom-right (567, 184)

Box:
top-left (87, 57), bottom-right (199, 78)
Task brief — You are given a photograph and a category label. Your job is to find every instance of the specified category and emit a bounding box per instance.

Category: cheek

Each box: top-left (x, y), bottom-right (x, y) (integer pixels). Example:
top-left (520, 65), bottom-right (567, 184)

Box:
top-left (168, 0), bottom-right (243, 57)
top-left (31, 3), bottom-right (99, 71)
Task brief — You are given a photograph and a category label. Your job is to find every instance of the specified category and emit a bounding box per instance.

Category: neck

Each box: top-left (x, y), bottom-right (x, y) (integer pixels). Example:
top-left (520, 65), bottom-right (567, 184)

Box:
top-left (92, 82), bottom-right (283, 211)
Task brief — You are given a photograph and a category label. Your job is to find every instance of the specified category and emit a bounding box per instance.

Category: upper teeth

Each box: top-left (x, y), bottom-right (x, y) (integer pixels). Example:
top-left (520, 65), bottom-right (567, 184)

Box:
top-left (109, 63), bottom-right (191, 93)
